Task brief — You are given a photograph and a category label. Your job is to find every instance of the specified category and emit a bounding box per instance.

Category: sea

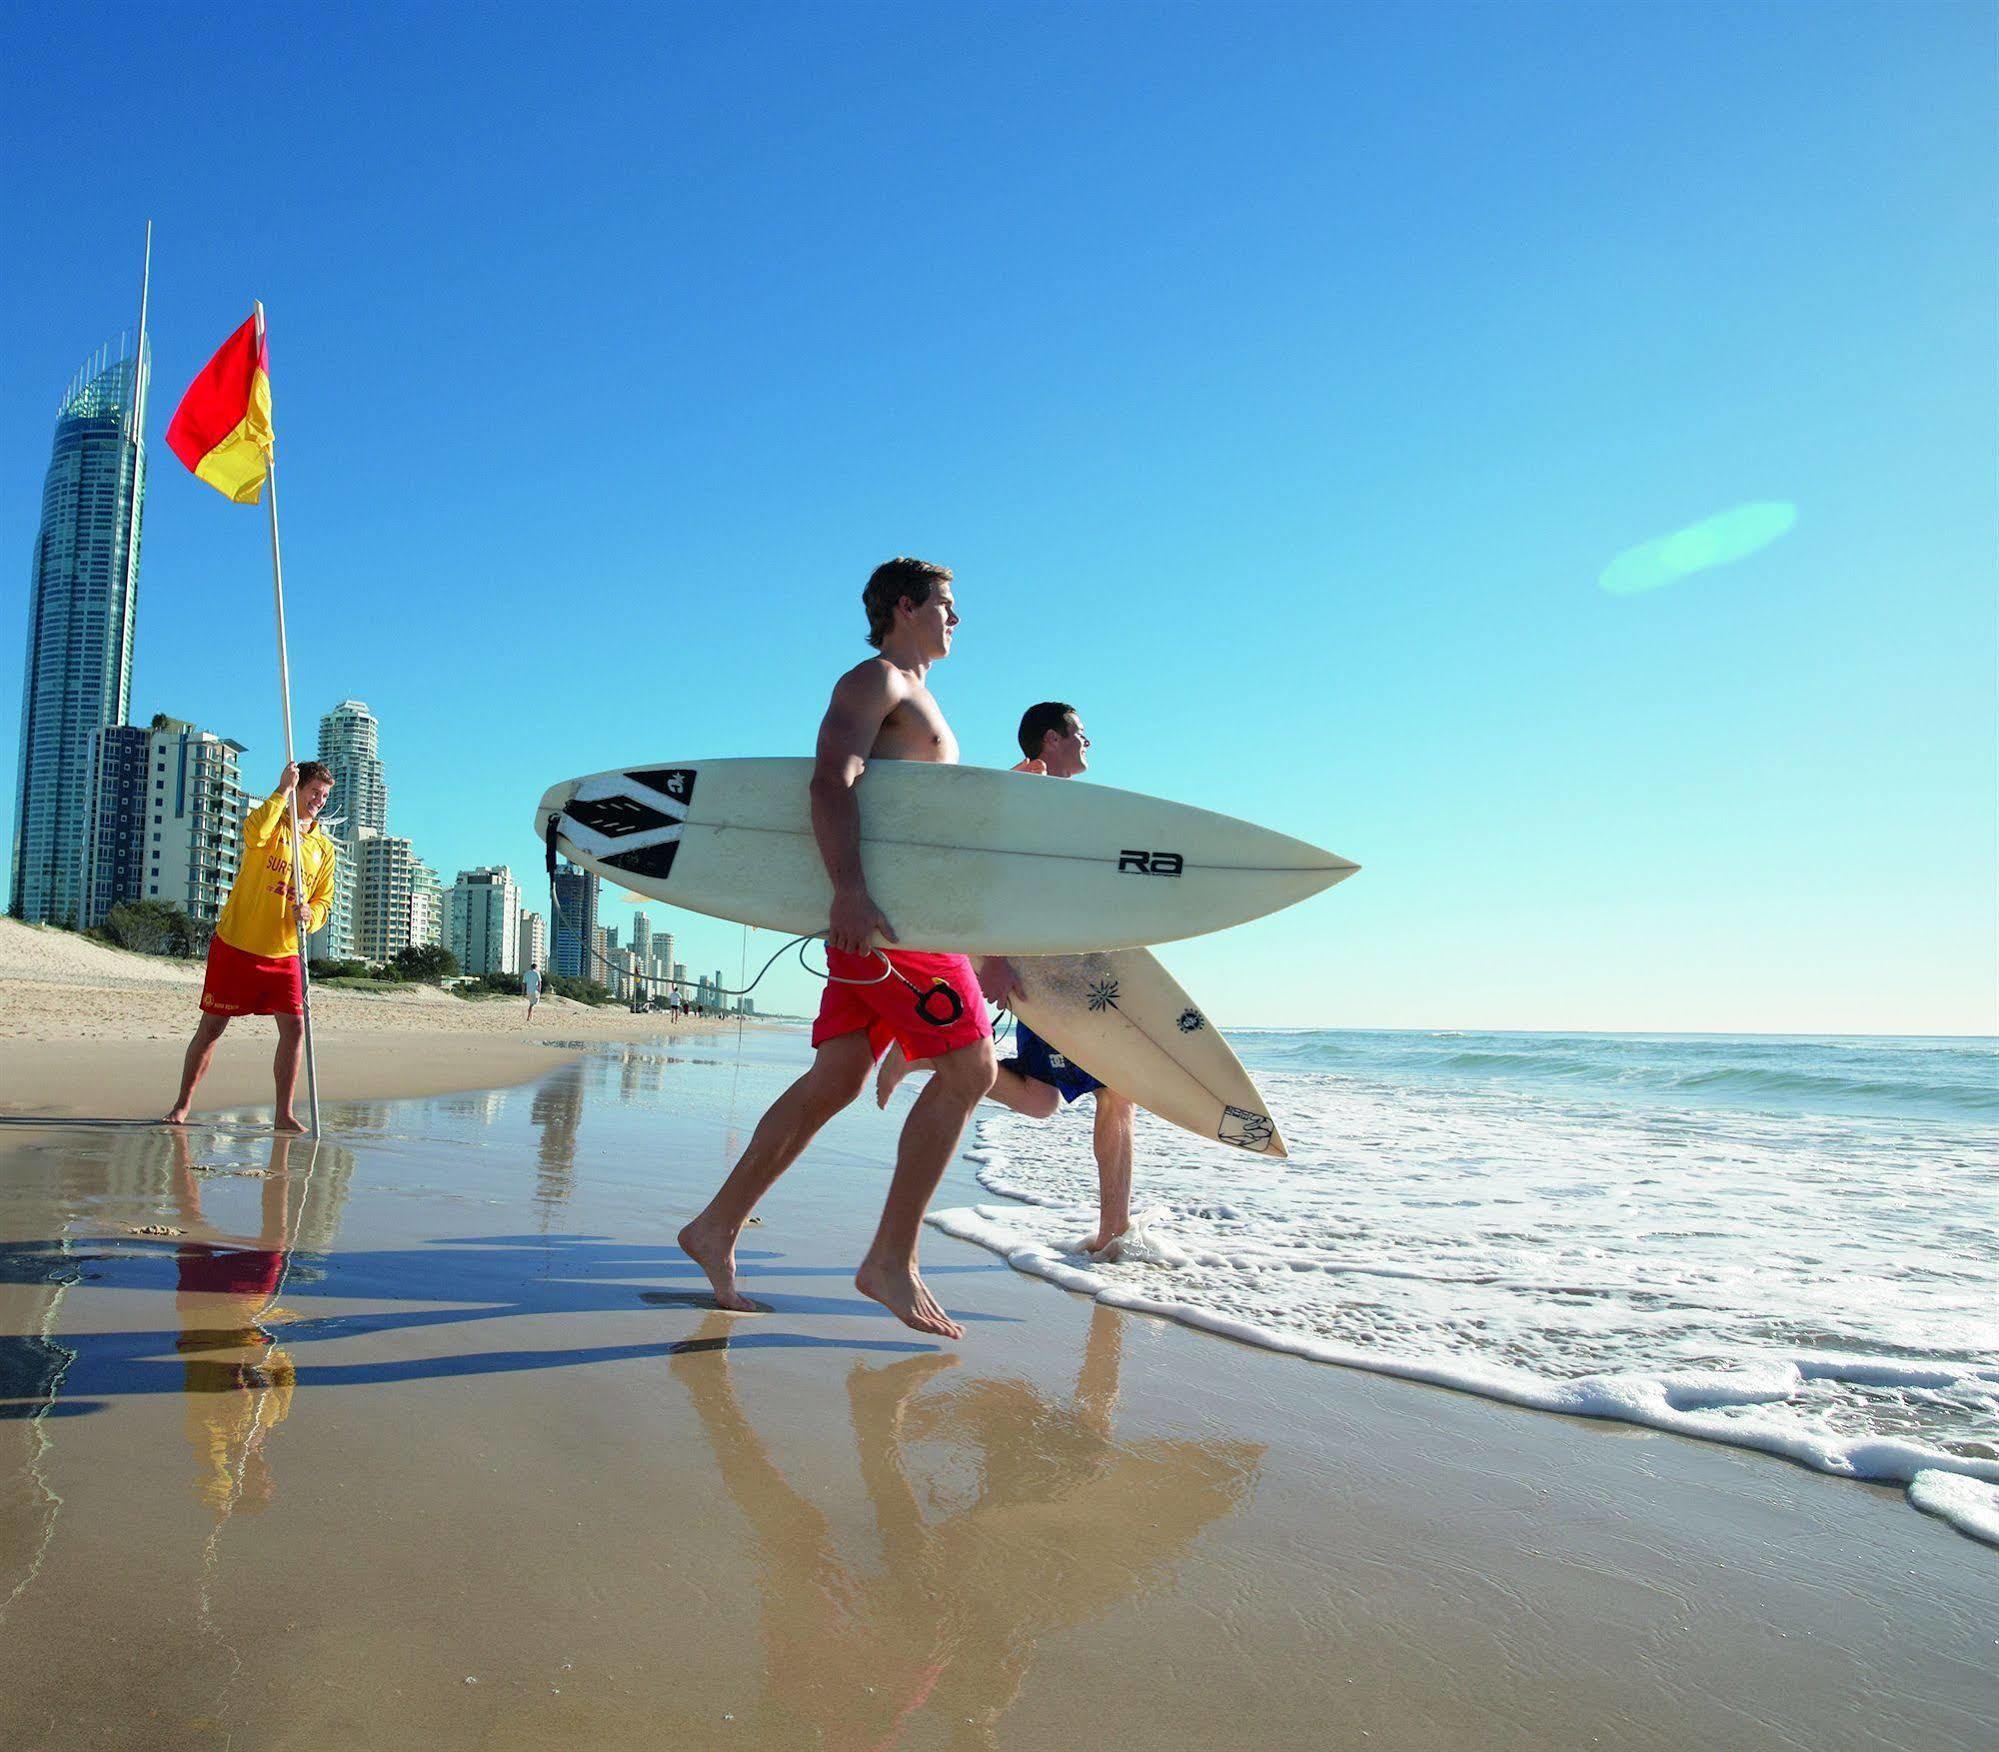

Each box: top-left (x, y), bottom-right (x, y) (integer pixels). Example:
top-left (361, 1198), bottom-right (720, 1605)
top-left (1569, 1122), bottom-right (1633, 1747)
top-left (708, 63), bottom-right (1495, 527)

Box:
top-left (927, 1028), bottom-right (1999, 1544)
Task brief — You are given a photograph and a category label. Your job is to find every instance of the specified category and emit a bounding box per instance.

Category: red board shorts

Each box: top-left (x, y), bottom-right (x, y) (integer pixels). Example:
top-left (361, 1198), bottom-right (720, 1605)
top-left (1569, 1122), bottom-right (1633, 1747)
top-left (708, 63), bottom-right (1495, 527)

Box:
top-left (200, 934), bottom-right (304, 1018)
top-left (812, 947), bottom-right (991, 1064)
top-left (176, 1243), bottom-right (284, 1300)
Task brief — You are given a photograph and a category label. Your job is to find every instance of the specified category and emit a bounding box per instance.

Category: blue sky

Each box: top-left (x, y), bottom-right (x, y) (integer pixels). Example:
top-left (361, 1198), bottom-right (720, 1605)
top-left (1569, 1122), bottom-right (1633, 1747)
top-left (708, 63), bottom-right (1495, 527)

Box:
top-left (2, 2), bottom-right (1993, 1032)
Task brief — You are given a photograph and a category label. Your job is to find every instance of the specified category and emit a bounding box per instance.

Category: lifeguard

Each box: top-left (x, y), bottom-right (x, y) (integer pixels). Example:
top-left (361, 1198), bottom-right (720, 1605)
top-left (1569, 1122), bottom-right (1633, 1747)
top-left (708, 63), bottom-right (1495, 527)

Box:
top-left (164, 761), bottom-right (337, 1132)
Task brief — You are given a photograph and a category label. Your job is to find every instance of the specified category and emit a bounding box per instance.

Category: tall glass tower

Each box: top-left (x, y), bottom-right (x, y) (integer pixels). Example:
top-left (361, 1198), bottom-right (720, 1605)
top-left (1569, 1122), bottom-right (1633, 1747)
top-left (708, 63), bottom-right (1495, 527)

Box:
top-left (11, 331), bottom-right (151, 924)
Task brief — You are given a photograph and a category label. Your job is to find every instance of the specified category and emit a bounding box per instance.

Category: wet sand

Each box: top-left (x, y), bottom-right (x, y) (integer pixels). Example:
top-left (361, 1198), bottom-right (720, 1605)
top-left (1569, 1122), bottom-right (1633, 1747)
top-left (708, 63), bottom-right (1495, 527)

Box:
top-left (1, 1031), bottom-right (1993, 1751)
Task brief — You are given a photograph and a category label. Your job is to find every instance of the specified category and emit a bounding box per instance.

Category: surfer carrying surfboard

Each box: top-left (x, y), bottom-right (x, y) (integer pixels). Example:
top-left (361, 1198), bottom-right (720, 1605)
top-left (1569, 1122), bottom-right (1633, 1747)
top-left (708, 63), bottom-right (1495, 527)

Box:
top-left (877, 703), bottom-right (1139, 1255)
top-left (676, 558), bottom-right (997, 1340)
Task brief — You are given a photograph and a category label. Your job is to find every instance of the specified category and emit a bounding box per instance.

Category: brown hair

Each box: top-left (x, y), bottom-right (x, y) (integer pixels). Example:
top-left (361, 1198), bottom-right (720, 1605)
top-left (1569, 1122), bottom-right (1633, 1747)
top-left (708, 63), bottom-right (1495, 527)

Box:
top-left (297, 761), bottom-right (333, 788)
top-left (861, 557), bottom-right (952, 649)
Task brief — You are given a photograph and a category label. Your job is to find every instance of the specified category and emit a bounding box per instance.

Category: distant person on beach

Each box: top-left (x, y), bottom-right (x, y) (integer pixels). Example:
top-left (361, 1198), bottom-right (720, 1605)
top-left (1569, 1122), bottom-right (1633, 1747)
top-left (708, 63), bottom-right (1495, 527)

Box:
top-left (164, 761), bottom-right (336, 1133)
top-left (677, 558), bottom-right (996, 1339)
top-left (877, 703), bottom-right (1137, 1254)
top-left (524, 962), bottom-right (542, 1019)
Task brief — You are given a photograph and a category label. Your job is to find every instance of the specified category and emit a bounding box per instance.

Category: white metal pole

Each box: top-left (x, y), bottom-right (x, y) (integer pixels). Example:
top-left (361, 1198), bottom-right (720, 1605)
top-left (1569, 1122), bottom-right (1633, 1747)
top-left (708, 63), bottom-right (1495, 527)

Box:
top-left (255, 302), bottom-right (320, 1136)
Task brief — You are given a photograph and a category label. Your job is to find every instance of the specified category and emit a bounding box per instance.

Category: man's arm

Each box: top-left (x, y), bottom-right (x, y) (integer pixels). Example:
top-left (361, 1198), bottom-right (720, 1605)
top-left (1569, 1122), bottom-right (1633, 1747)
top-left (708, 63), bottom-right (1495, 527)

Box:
top-left (809, 663), bottom-right (902, 954)
top-left (243, 763), bottom-right (299, 848)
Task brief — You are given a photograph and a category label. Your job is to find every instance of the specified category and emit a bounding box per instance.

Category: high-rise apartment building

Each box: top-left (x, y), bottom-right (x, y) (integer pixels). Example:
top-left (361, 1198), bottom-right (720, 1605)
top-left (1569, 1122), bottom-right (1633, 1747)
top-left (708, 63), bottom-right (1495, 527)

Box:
top-left (409, 859), bottom-right (442, 950)
top-left (550, 862), bottom-right (597, 978)
top-left (12, 324), bottom-right (151, 924)
top-left (86, 715), bottom-right (247, 928)
top-left (447, 866), bottom-right (520, 976)
top-left (83, 723), bottom-right (151, 925)
top-left (631, 912), bottom-right (652, 966)
top-left (518, 909), bottom-right (547, 973)
top-left (309, 842), bottom-right (358, 961)
top-left (317, 699), bottom-right (386, 835)
top-left (353, 832), bottom-right (421, 962)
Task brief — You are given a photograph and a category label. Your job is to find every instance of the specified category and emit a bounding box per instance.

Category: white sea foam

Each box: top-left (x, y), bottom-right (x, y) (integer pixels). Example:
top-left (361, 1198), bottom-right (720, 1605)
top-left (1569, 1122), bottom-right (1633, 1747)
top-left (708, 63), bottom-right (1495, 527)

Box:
top-left (1909, 1471), bottom-right (1999, 1547)
top-left (927, 1038), bottom-right (1999, 1540)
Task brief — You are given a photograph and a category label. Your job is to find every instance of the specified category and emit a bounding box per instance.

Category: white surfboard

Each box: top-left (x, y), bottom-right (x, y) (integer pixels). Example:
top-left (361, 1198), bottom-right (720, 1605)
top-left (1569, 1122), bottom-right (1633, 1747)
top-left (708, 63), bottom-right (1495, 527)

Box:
top-left (1008, 950), bottom-right (1287, 1156)
top-left (534, 759), bottom-right (1356, 955)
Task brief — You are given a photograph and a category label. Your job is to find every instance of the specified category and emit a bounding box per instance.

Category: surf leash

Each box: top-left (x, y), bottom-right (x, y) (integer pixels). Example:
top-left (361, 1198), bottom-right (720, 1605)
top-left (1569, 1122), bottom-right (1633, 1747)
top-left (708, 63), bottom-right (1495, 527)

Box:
top-left (543, 810), bottom-right (963, 1022)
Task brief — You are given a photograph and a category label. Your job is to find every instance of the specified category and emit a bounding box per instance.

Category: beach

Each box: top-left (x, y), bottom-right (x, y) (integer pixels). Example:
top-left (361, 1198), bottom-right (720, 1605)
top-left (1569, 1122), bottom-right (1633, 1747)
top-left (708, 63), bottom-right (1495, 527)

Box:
top-left (0, 917), bottom-right (744, 1118)
top-left (2, 1027), bottom-right (1994, 1752)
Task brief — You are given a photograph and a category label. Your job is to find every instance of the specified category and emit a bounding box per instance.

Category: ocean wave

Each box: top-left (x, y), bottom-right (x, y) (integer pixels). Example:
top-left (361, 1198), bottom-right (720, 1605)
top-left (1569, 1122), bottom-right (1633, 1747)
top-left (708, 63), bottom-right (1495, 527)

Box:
top-left (1229, 1030), bottom-right (1999, 1119)
top-left (926, 1200), bottom-right (1999, 1545)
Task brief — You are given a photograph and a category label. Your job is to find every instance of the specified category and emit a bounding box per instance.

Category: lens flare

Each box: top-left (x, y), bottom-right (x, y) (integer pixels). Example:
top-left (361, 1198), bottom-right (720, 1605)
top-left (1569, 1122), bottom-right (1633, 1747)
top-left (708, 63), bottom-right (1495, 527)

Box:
top-left (1599, 501), bottom-right (1798, 596)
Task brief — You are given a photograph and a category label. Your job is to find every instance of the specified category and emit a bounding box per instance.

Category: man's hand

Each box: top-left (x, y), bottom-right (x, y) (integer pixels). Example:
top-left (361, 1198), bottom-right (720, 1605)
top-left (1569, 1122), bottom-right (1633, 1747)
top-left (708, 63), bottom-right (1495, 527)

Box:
top-left (977, 955), bottom-right (1021, 1007)
top-left (827, 886), bottom-right (897, 956)
top-left (278, 762), bottom-right (299, 794)
top-left (293, 900), bottom-right (313, 934)
top-left (1011, 758), bottom-right (1047, 775)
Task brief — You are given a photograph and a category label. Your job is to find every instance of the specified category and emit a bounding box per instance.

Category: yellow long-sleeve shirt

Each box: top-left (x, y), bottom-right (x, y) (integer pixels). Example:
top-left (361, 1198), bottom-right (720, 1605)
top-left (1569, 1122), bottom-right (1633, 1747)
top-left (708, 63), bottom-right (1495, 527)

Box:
top-left (214, 793), bottom-right (337, 959)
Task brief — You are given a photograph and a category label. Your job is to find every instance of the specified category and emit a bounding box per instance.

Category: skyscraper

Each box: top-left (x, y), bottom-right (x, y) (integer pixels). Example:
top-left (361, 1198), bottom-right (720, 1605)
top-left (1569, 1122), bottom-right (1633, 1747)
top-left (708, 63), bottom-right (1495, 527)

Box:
top-left (317, 699), bottom-right (386, 835)
top-left (550, 862), bottom-right (598, 978)
top-left (12, 274), bottom-right (152, 923)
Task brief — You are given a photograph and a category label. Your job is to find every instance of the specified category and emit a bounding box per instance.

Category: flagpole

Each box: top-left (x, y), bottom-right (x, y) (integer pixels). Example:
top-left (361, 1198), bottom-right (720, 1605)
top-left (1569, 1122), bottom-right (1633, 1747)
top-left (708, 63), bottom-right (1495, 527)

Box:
top-left (255, 301), bottom-right (320, 1137)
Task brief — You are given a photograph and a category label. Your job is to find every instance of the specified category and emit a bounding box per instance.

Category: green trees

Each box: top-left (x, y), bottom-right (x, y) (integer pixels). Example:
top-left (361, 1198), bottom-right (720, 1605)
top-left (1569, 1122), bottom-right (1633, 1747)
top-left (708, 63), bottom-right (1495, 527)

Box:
top-left (103, 900), bottom-right (206, 958)
top-left (391, 942), bottom-right (459, 982)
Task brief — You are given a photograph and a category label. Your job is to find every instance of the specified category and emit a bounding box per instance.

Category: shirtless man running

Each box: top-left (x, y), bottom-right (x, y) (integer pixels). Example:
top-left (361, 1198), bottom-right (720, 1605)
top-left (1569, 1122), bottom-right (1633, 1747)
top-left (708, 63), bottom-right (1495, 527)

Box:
top-left (677, 558), bottom-right (997, 1339)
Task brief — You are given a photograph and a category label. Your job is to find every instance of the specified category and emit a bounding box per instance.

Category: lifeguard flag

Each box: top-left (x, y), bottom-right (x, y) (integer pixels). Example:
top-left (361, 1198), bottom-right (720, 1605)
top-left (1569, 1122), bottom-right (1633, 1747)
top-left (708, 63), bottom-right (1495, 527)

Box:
top-left (167, 314), bottom-right (273, 504)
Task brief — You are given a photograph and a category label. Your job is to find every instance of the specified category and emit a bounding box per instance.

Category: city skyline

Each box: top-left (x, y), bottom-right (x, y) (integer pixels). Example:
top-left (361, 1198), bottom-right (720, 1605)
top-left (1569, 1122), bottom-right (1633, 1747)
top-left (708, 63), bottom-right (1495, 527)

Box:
top-left (1, 4), bottom-right (1992, 1032)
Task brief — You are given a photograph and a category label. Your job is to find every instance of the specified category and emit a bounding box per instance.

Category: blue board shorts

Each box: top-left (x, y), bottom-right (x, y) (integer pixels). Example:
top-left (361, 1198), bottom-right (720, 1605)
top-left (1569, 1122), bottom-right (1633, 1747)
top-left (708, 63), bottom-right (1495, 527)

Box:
top-left (1003, 1021), bottom-right (1105, 1104)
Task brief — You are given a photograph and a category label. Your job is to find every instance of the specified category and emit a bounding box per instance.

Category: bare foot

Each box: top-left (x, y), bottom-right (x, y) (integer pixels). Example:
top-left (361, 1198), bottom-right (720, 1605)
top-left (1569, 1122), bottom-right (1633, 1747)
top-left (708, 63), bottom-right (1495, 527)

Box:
top-left (854, 1256), bottom-right (964, 1341)
top-left (847, 1352), bottom-right (958, 1439)
top-left (1081, 1229), bottom-right (1128, 1260)
top-left (874, 1044), bottom-right (922, 1110)
top-left (273, 1115), bottom-right (308, 1135)
top-left (162, 1107), bottom-right (189, 1126)
top-left (678, 1217), bottom-right (760, 1313)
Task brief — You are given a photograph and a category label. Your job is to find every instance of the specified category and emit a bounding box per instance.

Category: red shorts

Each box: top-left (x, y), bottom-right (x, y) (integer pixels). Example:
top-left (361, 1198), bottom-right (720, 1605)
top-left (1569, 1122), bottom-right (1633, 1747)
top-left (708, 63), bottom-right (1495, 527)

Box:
top-left (200, 934), bottom-right (304, 1018)
top-left (177, 1244), bottom-right (284, 1299)
top-left (812, 947), bottom-right (991, 1063)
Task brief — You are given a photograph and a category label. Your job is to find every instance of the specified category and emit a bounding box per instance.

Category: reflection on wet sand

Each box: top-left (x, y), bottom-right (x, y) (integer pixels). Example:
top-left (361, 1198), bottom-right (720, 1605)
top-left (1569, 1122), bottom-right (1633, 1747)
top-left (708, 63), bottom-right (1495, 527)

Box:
top-left (531, 1065), bottom-right (583, 1210)
top-left (673, 1303), bottom-right (1263, 1748)
top-left (166, 1130), bottom-right (305, 1517)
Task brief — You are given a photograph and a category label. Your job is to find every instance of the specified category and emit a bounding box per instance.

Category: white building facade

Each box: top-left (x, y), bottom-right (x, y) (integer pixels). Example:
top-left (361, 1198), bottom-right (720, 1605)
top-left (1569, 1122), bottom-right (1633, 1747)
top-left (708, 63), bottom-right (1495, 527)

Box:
top-left (447, 865), bottom-right (521, 976)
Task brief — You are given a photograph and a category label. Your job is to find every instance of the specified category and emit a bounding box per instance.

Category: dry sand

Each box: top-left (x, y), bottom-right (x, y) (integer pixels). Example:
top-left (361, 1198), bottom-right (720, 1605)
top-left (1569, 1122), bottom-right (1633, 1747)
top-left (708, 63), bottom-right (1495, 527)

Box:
top-left (0, 916), bottom-right (747, 1119)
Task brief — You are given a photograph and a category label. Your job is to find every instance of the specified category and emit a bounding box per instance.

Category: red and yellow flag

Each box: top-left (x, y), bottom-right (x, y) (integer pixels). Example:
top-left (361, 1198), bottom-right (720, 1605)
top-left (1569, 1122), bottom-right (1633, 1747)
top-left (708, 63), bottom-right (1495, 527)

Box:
top-left (166, 314), bottom-right (273, 504)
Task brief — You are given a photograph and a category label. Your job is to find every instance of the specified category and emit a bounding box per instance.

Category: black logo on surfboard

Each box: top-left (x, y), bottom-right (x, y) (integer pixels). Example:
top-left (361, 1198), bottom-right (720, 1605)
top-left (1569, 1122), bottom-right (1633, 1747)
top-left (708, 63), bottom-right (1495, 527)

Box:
top-left (1218, 1106), bottom-right (1275, 1151)
top-left (1117, 850), bottom-right (1184, 876)
top-left (626, 767), bottom-right (696, 804)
